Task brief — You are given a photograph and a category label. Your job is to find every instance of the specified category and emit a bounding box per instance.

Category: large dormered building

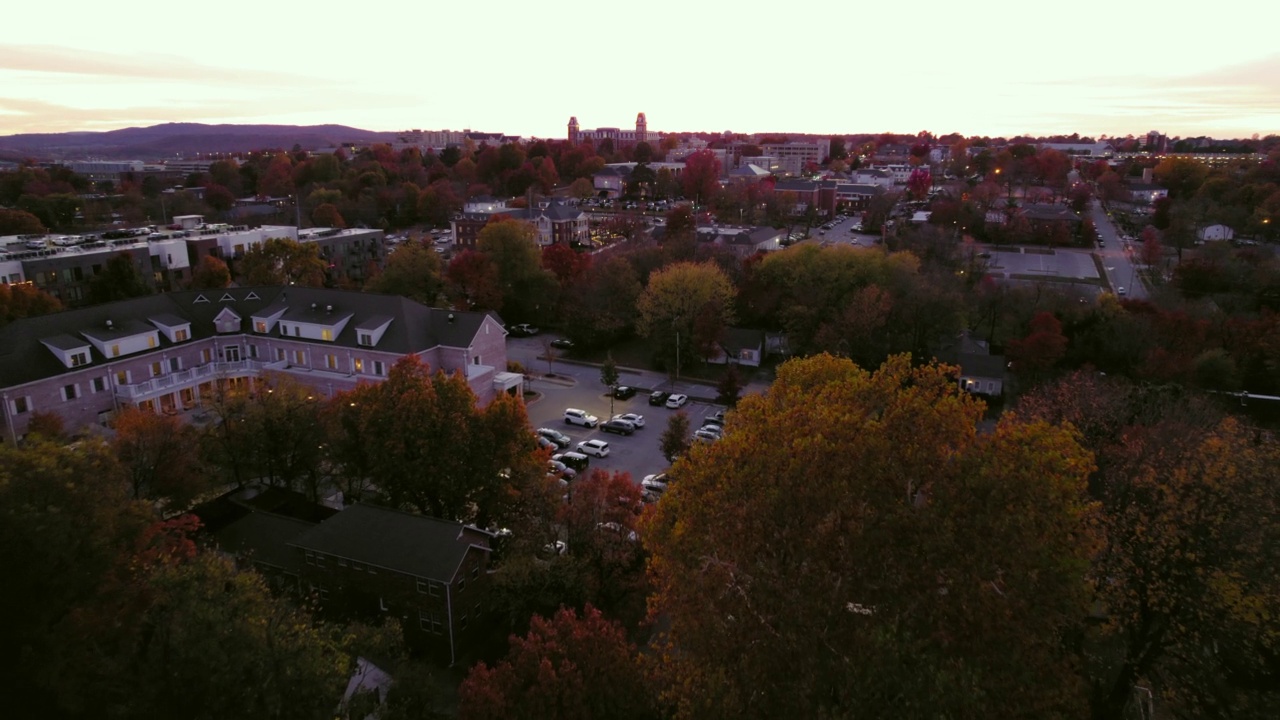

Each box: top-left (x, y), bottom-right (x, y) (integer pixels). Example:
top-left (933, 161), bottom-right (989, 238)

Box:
top-left (0, 287), bottom-right (520, 444)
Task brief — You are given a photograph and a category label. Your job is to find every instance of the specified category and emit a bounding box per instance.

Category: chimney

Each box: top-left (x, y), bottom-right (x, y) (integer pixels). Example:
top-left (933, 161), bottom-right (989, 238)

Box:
top-left (105, 319), bottom-right (113, 329)
top-left (325, 304), bottom-right (333, 314)
top-left (447, 313), bottom-right (455, 324)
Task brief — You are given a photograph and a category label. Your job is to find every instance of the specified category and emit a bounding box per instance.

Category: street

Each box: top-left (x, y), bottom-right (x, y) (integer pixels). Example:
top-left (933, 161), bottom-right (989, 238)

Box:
top-left (1090, 202), bottom-right (1149, 300)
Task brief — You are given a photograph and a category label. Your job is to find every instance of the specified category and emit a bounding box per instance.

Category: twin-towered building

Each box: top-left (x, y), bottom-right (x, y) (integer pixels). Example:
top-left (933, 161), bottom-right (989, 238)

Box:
top-left (0, 286), bottom-right (520, 444)
top-left (568, 113), bottom-right (657, 146)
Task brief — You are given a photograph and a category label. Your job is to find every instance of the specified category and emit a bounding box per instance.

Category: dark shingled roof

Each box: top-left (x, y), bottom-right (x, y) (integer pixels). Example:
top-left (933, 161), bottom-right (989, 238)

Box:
top-left (289, 504), bottom-right (489, 582)
top-left (213, 511), bottom-right (316, 573)
top-left (956, 352), bottom-right (1006, 380)
top-left (0, 286), bottom-right (500, 389)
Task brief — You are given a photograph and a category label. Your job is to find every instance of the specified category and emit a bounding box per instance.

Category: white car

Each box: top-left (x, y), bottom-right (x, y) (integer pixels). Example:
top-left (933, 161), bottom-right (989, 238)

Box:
top-left (564, 408), bottom-right (599, 428)
top-left (665, 393), bottom-right (689, 409)
top-left (577, 439), bottom-right (610, 458)
top-left (694, 428), bottom-right (721, 443)
top-left (697, 424), bottom-right (723, 439)
top-left (641, 473), bottom-right (669, 493)
top-left (612, 413), bottom-right (645, 428)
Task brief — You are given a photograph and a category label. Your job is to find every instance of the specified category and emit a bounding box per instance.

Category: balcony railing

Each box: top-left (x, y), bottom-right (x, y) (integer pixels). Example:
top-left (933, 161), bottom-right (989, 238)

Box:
top-left (114, 359), bottom-right (269, 400)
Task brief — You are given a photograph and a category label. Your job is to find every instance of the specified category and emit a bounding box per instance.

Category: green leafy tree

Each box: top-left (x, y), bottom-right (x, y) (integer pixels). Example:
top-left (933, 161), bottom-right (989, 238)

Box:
top-left (601, 353), bottom-right (619, 416)
top-left (366, 239), bottom-right (445, 304)
top-left (477, 219), bottom-right (559, 322)
top-left (87, 252), bottom-right (152, 305)
top-left (237, 237), bottom-right (327, 287)
top-left (636, 262), bottom-right (736, 371)
top-left (659, 411), bottom-right (691, 463)
top-left (645, 354), bottom-right (1096, 719)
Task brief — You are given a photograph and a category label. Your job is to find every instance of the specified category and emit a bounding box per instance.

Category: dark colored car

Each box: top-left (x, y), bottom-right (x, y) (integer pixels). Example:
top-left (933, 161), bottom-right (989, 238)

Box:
top-left (550, 338), bottom-right (574, 350)
top-left (613, 385), bottom-right (636, 400)
top-left (600, 418), bottom-right (636, 436)
top-left (648, 390), bottom-right (670, 406)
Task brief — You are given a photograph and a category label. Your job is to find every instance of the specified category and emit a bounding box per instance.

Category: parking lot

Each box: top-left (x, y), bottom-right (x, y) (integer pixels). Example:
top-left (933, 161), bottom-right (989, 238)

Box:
top-left (524, 377), bottom-right (726, 486)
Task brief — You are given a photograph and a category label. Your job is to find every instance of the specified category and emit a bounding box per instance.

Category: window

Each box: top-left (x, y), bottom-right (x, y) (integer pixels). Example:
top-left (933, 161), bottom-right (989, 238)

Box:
top-left (321, 328), bottom-right (333, 341)
top-left (62, 384), bottom-right (79, 402)
top-left (457, 576), bottom-right (465, 592)
top-left (429, 582), bottom-right (441, 598)
top-left (147, 335), bottom-right (157, 348)
top-left (416, 579), bottom-right (430, 594)
top-left (293, 326), bottom-right (301, 337)
top-left (324, 354), bottom-right (338, 370)
top-left (293, 349), bottom-right (306, 365)
top-left (116, 370), bottom-right (129, 386)
top-left (373, 361), bottom-right (385, 376)
top-left (13, 396), bottom-right (31, 414)
top-left (254, 320), bottom-right (267, 333)
top-left (275, 348), bottom-right (286, 362)
top-left (337, 558), bottom-right (348, 567)
top-left (151, 361), bottom-right (163, 377)
top-left (459, 614), bottom-right (469, 629)
top-left (358, 333), bottom-right (373, 347)
top-left (353, 358), bottom-right (363, 373)
top-left (379, 597), bottom-right (389, 612)
top-left (201, 348), bottom-right (213, 364)
top-left (111, 344), bottom-right (121, 358)
top-left (368, 566), bottom-right (377, 575)
top-left (318, 584), bottom-right (330, 601)
top-left (175, 328), bottom-right (189, 342)
top-left (471, 564), bottom-right (479, 579)
top-left (351, 561), bottom-right (365, 571)
top-left (70, 351), bottom-right (88, 367)
top-left (92, 376), bottom-right (107, 393)
top-left (279, 324), bottom-right (288, 337)
top-left (248, 344), bottom-right (258, 359)
top-left (169, 357), bottom-right (181, 372)
top-left (418, 611), bottom-right (442, 634)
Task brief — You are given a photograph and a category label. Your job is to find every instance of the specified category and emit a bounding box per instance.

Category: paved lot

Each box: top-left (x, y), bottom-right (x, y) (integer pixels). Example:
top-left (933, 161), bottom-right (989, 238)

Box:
top-left (523, 371), bottom-right (724, 486)
top-left (986, 246), bottom-right (1099, 280)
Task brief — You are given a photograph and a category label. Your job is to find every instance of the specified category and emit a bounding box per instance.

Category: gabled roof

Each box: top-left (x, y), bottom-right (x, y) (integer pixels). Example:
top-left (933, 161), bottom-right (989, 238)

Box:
top-left (288, 504), bottom-right (489, 583)
top-left (213, 511), bottom-right (316, 573)
top-left (721, 327), bottom-right (764, 353)
top-left (0, 286), bottom-right (499, 389)
top-left (957, 352), bottom-right (1006, 379)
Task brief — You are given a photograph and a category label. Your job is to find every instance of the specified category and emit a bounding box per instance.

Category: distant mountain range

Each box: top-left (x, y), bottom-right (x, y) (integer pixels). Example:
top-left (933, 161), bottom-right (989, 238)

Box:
top-left (0, 123), bottom-right (401, 161)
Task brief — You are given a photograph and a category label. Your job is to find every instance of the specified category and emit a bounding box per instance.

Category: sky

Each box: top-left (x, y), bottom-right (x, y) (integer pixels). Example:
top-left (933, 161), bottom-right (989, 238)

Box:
top-left (2, 0), bottom-right (1279, 141)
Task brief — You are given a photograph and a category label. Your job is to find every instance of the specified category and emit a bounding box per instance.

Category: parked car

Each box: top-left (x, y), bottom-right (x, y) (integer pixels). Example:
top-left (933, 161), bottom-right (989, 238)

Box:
top-left (665, 393), bottom-right (689, 409)
top-left (612, 412), bottom-right (645, 428)
top-left (641, 473), bottom-right (669, 493)
top-left (537, 427), bottom-right (572, 448)
top-left (613, 385), bottom-right (636, 400)
top-left (564, 408), bottom-right (598, 428)
top-left (596, 521), bottom-right (638, 542)
top-left (600, 418), bottom-right (636, 435)
top-left (537, 436), bottom-right (558, 452)
top-left (703, 410), bottom-right (726, 427)
top-left (648, 390), bottom-right (670, 406)
top-left (547, 459), bottom-right (577, 480)
top-left (694, 428), bottom-right (721, 443)
top-left (697, 424), bottom-right (723, 439)
top-left (508, 323), bottom-right (539, 337)
top-left (553, 451), bottom-right (590, 472)
top-left (550, 338), bottom-right (574, 350)
top-left (577, 439), bottom-right (611, 457)
top-left (1117, 286), bottom-right (1127, 296)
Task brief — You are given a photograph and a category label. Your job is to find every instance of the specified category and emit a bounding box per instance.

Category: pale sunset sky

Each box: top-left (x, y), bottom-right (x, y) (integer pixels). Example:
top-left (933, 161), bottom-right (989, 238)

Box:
top-left (2, 0), bottom-right (1277, 140)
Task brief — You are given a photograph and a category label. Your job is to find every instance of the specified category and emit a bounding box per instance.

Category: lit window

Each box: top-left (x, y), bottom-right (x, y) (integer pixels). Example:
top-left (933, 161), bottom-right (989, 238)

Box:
top-left (175, 328), bottom-right (189, 341)
top-left (70, 352), bottom-right (88, 367)
top-left (254, 321), bottom-right (267, 333)
top-left (322, 328), bottom-right (333, 341)
top-left (111, 344), bottom-right (121, 357)
top-left (148, 335), bottom-right (157, 348)
top-left (353, 358), bottom-right (363, 373)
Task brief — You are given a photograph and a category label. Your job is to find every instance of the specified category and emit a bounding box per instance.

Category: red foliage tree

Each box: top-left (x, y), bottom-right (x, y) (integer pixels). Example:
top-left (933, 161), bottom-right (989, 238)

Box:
top-left (680, 150), bottom-right (721, 205)
top-left (458, 605), bottom-right (655, 720)
top-left (446, 250), bottom-right (504, 311)
top-left (1007, 311), bottom-right (1068, 376)
top-left (907, 168), bottom-right (932, 200)
top-left (1140, 225), bottom-right (1163, 266)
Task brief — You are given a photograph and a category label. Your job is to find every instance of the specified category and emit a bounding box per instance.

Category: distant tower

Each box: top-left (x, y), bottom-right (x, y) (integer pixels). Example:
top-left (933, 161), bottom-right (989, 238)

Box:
top-left (568, 116), bottom-right (580, 144)
top-left (635, 112), bottom-right (648, 142)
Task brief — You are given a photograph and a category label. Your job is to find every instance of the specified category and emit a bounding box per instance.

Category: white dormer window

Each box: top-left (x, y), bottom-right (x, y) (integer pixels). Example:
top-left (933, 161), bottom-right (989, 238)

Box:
top-left (358, 333), bottom-right (373, 347)
top-left (70, 351), bottom-right (88, 367)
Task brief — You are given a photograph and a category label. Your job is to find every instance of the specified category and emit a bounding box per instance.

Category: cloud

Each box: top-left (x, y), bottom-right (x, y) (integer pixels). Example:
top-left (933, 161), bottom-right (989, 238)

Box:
top-left (0, 43), bottom-right (312, 86)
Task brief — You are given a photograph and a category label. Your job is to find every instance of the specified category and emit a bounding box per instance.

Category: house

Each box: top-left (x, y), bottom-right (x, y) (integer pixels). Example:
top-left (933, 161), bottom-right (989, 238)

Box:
top-left (707, 327), bottom-right (765, 366)
top-left (451, 199), bottom-right (588, 248)
top-left (0, 286), bottom-right (519, 443)
top-left (695, 226), bottom-right (784, 259)
top-left (289, 504), bottom-right (495, 665)
top-left (1197, 224), bottom-right (1235, 242)
top-left (852, 168), bottom-right (894, 188)
top-left (956, 353), bottom-right (1006, 397)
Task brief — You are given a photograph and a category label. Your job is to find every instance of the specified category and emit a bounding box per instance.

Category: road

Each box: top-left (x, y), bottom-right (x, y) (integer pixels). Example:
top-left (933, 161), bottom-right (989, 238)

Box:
top-left (1090, 202), bottom-right (1149, 300)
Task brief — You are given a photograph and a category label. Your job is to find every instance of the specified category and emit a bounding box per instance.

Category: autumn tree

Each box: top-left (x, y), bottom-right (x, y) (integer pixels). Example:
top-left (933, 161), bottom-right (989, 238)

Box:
top-left (1018, 373), bottom-right (1280, 719)
top-left (0, 281), bottom-right (61, 326)
top-left (1006, 311), bottom-right (1068, 378)
top-left (600, 353), bottom-right (619, 416)
top-left (189, 254), bottom-right (231, 289)
top-left (341, 356), bottom-right (546, 529)
top-left (310, 202), bottom-right (346, 228)
top-left (458, 605), bottom-right (656, 720)
top-left (715, 364), bottom-right (744, 407)
top-left (238, 373), bottom-right (328, 500)
top-left (1139, 225), bottom-right (1163, 267)
top-left (87, 252), bottom-right (152, 305)
top-left (564, 254), bottom-right (642, 348)
top-left (644, 354), bottom-right (1096, 719)
top-left (681, 149), bottom-right (722, 205)
top-left (366, 239), bottom-right (445, 304)
top-left (447, 249), bottom-right (504, 311)
top-left (237, 237), bottom-right (327, 287)
top-left (636, 261), bottom-right (736, 371)
top-left (0, 207), bottom-right (46, 235)
top-left (558, 468), bottom-right (649, 622)
top-left (111, 406), bottom-right (212, 510)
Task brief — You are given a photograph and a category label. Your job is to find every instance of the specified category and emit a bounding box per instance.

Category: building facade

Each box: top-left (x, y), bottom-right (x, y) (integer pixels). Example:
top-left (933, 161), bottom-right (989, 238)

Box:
top-left (568, 113), bottom-right (657, 146)
top-left (0, 287), bottom-right (518, 443)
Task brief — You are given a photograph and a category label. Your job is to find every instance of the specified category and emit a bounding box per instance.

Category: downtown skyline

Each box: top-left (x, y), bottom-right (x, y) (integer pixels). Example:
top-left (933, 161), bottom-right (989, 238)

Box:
top-left (2, 0), bottom-right (1279, 141)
